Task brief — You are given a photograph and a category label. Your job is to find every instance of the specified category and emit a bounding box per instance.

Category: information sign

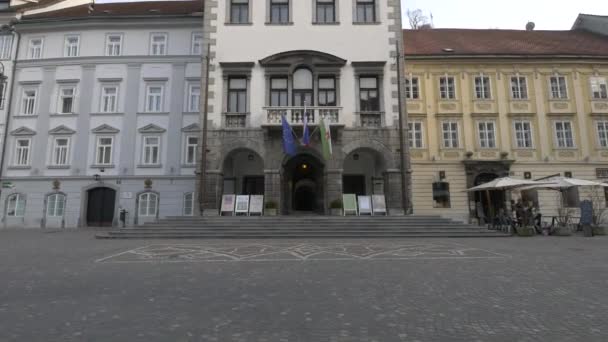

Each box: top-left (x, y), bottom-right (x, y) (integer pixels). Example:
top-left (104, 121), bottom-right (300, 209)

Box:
top-left (220, 194), bottom-right (236, 215)
top-left (358, 196), bottom-right (372, 215)
top-left (235, 195), bottom-right (250, 215)
top-left (372, 195), bottom-right (387, 215)
top-left (249, 195), bottom-right (264, 215)
top-left (342, 194), bottom-right (358, 216)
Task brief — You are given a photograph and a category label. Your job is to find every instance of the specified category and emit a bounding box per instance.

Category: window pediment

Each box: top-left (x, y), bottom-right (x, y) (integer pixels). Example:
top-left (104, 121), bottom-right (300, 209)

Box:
top-left (10, 126), bottom-right (36, 136)
top-left (259, 50), bottom-right (347, 68)
top-left (138, 124), bottom-right (166, 134)
top-left (181, 123), bottom-right (201, 132)
top-left (49, 125), bottom-right (76, 135)
top-left (91, 124), bottom-right (120, 134)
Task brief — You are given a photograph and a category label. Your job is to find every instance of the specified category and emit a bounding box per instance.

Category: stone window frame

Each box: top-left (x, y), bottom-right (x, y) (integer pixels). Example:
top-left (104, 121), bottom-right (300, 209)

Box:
top-left (5, 193), bottom-right (27, 218)
top-left (548, 74), bottom-right (569, 100)
top-left (405, 74), bottom-right (420, 100)
top-left (45, 192), bottom-right (67, 218)
top-left (596, 120), bottom-right (608, 149)
top-left (99, 83), bottom-right (120, 114)
top-left (512, 119), bottom-right (535, 150)
top-left (149, 32), bottom-right (169, 56)
top-left (19, 84), bottom-right (39, 116)
top-left (226, 0), bottom-right (252, 25)
top-left (105, 33), bottom-right (123, 57)
top-left (185, 81), bottom-right (201, 113)
top-left (191, 31), bottom-right (204, 55)
top-left (220, 62), bottom-right (254, 128)
top-left (553, 120), bottom-right (576, 149)
top-left (312, 0), bottom-right (340, 25)
top-left (473, 73), bottom-right (492, 100)
top-left (27, 37), bottom-right (44, 59)
top-left (56, 83), bottom-right (78, 115)
top-left (438, 74), bottom-right (457, 100)
top-left (352, 0), bottom-right (381, 25)
top-left (63, 34), bottom-right (80, 58)
top-left (352, 61), bottom-right (386, 126)
top-left (476, 120), bottom-right (498, 149)
top-left (408, 120), bottom-right (425, 149)
top-left (136, 191), bottom-right (160, 218)
top-left (510, 74), bottom-right (529, 100)
top-left (440, 120), bottom-right (461, 149)
top-left (266, 0), bottom-right (293, 25)
top-left (49, 135), bottom-right (72, 167)
top-left (590, 75), bottom-right (608, 100)
top-left (12, 137), bottom-right (32, 167)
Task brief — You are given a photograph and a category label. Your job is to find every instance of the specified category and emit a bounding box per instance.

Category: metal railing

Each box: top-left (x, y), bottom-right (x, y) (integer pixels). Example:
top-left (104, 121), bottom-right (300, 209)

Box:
top-left (263, 106), bottom-right (341, 126)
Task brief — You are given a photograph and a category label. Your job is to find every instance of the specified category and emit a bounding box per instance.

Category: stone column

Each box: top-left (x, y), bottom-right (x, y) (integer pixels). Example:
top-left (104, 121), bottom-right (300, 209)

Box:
top-left (264, 169), bottom-right (281, 211)
top-left (385, 169), bottom-right (405, 215)
top-left (325, 168), bottom-right (343, 215)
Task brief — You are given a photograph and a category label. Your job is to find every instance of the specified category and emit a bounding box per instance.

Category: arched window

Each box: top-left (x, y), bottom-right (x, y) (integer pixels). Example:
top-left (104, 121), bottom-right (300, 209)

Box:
top-left (183, 192), bottom-right (194, 216)
top-left (46, 193), bottom-right (66, 217)
top-left (138, 192), bottom-right (158, 217)
top-left (293, 68), bottom-right (313, 106)
top-left (6, 194), bottom-right (26, 217)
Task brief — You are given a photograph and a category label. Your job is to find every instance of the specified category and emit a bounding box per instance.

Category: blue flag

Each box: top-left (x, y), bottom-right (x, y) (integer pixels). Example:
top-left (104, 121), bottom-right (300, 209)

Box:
top-left (302, 114), bottom-right (310, 147)
top-left (282, 115), bottom-right (297, 156)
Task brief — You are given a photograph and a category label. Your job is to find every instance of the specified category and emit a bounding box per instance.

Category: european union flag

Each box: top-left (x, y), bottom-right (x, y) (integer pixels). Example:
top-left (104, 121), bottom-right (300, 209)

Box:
top-left (282, 115), bottom-right (297, 157)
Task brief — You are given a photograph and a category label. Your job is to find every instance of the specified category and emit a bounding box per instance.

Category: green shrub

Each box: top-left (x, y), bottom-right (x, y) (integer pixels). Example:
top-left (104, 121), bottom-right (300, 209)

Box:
top-left (516, 226), bottom-right (535, 237)
top-left (265, 201), bottom-right (278, 209)
top-left (330, 199), bottom-right (343, 209)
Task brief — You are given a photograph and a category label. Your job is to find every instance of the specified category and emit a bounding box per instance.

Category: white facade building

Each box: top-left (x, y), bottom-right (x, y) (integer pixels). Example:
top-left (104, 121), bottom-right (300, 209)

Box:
top-left (0, 0), bottom-right (204, 227)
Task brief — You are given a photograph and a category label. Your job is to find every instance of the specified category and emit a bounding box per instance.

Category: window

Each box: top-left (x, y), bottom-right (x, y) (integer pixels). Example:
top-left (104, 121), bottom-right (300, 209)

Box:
top-left (432, 182), bottom-right (451, 208)
top-left (477, 121), bottom-right (496, 148)
top-left (270, 0), bottom-right (289, 24)
top-left (318, 77), bottom-right (336, 106)
top-left (14, 138), bottom-right (31, 166)
top-left (138, 192), bottom-right (158, 217)
top-left (514, 121), bottom-right (533, 148)
top-left (270, 77), bottom-right (288, 107)
top-left (550, 76), bottom-right (568, 99)
top-left (474, 75), bottom-right (491, 99)
top-left (511, 76), bottom-right (528, 99)
top-left (46, 194), bottom-right (66, 217)
top-left (563, 187), bottom-right (580, 208)
top-left (408, 121), bottom-right (423, 148)
top-left (145, 85), bottom-right (164, 113)
top-left (356, 0), bottom-right (376, 23)
top-left (184, 136), bottom-right (198, 165)
top-left (554, 121), bottom-right (574, 148)
top-left (106, 34), bottom-right (122, 56)
top-left (6, 194), bottom-right (25, 217)
top-left (316, 0), bottom-right (336, 23)
top-left (150, 33), bottom-right (167, 56)
top-left (597, 121), bottom-right (608, 148)
top-left (20, 89), bottom-right (37, 115)
top-left (64, 35), bottom-right (79, 57)
top-left (51, 137), bottom-right (70, 166)
top-left (142, 136), bottom-right (161, 165)
top-left (439, 76), bottom-right (456, 99)
top-left (359, 76), bottom-right (379, 112)
top-left (100, 86), bottom-right (118, 113)
top-left (405, 76), bottom-right (419, 100)
top-left (0, 35), bottom-right (13, 60)
top-left (590, 77), bottom-right (608, 100)
top-left (95, 136), bottom-right (113, 165)
top-left (227, 78), bottom-right (247, 113)
top-left (230, 0), bottom-right (249, 24)
top-left (191, 32), bottom-right (203, 55)
top-left (183, 193), bottom-right (194, 216)
top-left (58, 87), bottom-right (75, 114)
top-left (28, 38), bottom-right (42, 59)
top-left (441, 121), bottom-right (459, 148)
top-left (187, 84), bottom-right (200, 112)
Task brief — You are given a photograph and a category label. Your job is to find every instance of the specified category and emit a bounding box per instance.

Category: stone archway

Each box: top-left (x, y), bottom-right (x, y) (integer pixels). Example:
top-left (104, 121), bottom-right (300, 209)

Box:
top-left (221, 148), bottom-right (265, 196)
top-left (343, 147), bottom-right (389, 196)
top-left (282, 152), bottom-right (325, 215)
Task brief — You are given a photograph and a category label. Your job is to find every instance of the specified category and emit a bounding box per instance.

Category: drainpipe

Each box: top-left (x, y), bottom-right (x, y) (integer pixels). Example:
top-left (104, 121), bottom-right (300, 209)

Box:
top-left (0, 22), bottom-right (21, 192)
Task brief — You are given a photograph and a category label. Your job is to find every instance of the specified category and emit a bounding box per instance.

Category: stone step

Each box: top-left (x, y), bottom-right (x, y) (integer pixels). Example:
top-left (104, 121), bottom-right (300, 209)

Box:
top-left (96, 231), bottom-right (508, 239)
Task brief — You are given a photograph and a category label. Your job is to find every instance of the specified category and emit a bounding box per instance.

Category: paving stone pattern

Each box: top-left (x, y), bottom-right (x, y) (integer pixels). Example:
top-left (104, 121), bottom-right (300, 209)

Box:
top-left (1, 230), bottom-right (608, 341)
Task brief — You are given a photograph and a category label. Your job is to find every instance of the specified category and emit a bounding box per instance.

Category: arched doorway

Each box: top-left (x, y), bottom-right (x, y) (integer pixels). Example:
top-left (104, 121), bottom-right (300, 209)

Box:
top-left (343, 148), bottom-right (388, 196)
top-left (473, 173), bottom-right (505, 222)
top-left (222, 148), bottom-right (264, 196)
top-left (86, 187), bottom-right (116, 227)
top-left (282, 153), bottom-right (324, 214)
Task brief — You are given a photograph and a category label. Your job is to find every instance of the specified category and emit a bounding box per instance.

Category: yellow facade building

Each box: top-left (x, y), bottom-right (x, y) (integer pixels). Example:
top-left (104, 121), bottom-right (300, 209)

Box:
top-left (403, 29), bottom-right (608, 223)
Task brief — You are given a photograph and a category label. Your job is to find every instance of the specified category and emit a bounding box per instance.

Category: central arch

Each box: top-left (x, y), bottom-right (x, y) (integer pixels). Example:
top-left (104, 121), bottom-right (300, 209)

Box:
top-left (282, 152), bottom-right (325, 215)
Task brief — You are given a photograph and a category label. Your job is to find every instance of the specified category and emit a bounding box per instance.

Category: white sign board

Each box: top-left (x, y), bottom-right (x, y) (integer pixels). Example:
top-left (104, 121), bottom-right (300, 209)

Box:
top-left (358, 196), bottom-right (372, 216)
top-left (342, 194), bottom-right (358, 216)
top-left (235, 195), bottom-right (250, 215)
top-left (221, 194), bottom-right (236, 215)
top-left (372, 195), bottom-right (387, 215)
top-left (249, 195), bottom-right (264, 215)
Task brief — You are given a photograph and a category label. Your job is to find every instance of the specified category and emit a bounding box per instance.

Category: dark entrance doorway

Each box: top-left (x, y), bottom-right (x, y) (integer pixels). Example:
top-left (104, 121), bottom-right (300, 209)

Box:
top-left (243, 176), bottom-right (265, 195)
top-left (87, 187), bottom-right (116, 227)
top-left (473, 173), bottom-right (505, 222)
top-left (282, 153), bottom-right (324, 214)
top-left (343, 175), bottom-right (366, 196)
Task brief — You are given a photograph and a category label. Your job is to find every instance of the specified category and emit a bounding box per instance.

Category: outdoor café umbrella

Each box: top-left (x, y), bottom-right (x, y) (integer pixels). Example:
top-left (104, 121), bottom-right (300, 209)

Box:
top-left (519, 177), bottom-right (608, 190)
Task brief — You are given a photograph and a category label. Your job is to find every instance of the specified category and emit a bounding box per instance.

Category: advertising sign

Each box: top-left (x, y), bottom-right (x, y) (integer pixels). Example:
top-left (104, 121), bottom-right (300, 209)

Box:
top-left (235, 195), bottom-right (250, 215)
top-left (358, 196), bottom-right (372, 215)
top-left (342, 194), bottom-right (358, 216)
top-left (249, 195), bottom-right (264, 215)
top-left (372, 195), bottom-right (387, 215)
top-left (221, 194), bottom-right (236, 215)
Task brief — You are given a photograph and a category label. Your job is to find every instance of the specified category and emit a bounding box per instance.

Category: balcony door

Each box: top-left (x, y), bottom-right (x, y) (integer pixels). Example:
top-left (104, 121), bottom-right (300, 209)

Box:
top-left (292, 68), bottom-right (314, 107)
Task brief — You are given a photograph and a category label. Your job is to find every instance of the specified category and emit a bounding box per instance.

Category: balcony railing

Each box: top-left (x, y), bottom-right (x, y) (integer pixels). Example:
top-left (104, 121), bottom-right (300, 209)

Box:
top-left (358, 111), bottom-right (384, 128)
top-left (263, 106), bottom-right (342, 126)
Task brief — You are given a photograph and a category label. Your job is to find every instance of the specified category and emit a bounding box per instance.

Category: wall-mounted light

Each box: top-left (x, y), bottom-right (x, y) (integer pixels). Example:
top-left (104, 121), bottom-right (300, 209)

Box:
top-left (439, 171), bottom-right (446, 180)
top-left (93, 174), bottom-right (101, 182)
top-left (301, 163), bottom-right (308, 170)
top-left (564, 171), bottom-right (573, 178)
top-left (353, 153), bottom-right (359, 161)
top-left (524, 172), bottom-right (532, 180)
top-left (248, 154), bottom-right (254, 161)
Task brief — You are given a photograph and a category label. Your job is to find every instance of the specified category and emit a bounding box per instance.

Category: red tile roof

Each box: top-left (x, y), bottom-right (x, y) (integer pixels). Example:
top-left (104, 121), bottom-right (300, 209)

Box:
top-left (404, 29), bottom-right (608, 57)
top-left (22, 0), bottom-right (203, 20)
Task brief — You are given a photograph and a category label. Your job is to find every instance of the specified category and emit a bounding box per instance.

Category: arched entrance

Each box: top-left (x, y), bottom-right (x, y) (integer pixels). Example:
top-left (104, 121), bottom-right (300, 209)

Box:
top-left (222, 149), bottom-right (265, 196)
top-left (343, 148), bottom-right (388, 196)
top-left (282, 153), bottom-right (324, 214)
top-left (473, 173), bottom-right (505, 222)
top-left (86, 187), bottom-right (116, 227)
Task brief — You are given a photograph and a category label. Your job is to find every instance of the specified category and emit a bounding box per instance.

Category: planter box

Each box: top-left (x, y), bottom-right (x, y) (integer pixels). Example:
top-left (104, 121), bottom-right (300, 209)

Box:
top-left (554, 225), bottom-right (573, 236)
top-left (593, 226), bottom-right (607, 236)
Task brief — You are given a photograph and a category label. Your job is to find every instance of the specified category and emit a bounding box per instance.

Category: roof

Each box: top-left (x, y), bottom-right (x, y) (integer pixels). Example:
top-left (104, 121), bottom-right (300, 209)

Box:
top-left (403, 28), bottom-right (608, 57)
top-left (22, 0), bottom-right (203, 20)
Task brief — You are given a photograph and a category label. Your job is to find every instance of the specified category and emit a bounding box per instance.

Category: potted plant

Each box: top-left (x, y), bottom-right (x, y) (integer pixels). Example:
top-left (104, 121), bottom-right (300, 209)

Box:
top-left (265, 201), bottom-right (278, 216)
top-left (516, 225), bottom-right (536, 237)
top-left (329, 199), bottom-right (343, 216)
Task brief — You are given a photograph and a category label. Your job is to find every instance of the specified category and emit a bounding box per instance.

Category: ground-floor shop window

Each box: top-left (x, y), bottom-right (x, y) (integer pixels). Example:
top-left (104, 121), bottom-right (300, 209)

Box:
top-left (6, 194), bottom-right (26, 217)
top-left (46, 193), bottom-right (66, 217)
top-left (562, 187), bottom-right (580, 208)
top-left (432, 182), bottom-right (451, 208)
top-left (138, 192), bottom-right (158, 217)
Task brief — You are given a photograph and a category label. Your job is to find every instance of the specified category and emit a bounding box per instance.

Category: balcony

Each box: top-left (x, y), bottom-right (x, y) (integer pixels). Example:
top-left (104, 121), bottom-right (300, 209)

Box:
top-left (262, 106), bottom-right (343, 127)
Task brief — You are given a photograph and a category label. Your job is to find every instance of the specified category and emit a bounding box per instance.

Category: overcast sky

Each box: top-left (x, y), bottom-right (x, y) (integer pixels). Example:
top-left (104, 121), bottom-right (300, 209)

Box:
top-left (403, 0), bottom-right (608, 30)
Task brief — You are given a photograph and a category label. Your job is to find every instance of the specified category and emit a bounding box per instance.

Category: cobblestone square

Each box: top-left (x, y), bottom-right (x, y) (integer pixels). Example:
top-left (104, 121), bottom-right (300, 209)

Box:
top-left (1, 230), bottom-right (608, 341)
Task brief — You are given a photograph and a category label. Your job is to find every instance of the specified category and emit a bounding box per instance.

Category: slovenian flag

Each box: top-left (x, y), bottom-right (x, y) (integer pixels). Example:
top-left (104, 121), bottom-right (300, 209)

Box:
top-left (319, 116), bottom-right (333, 160)
top-left (282, 114), bottom-right (297, 156)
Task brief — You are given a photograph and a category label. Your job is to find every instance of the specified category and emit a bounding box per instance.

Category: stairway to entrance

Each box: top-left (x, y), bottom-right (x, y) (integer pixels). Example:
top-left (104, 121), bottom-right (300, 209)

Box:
top-left (95, 215), bottom-right (509, 239)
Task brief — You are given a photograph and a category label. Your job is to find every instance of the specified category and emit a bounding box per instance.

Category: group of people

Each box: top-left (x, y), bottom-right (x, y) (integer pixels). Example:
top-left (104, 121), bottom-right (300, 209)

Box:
top-left (479, 199), bottom-right (543, 233)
